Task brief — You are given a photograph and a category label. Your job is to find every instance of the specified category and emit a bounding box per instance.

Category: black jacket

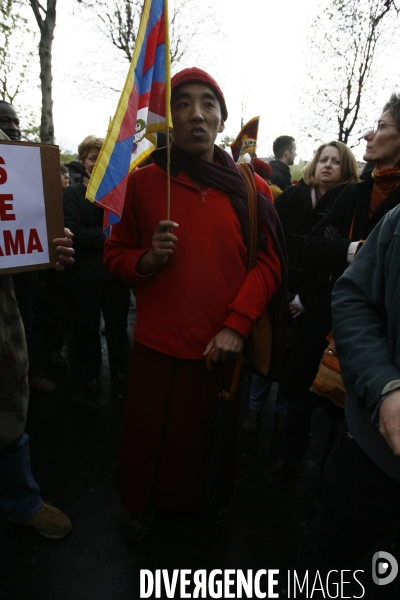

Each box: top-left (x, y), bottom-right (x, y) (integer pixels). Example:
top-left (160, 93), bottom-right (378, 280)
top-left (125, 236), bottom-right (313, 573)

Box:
top-left (63, 183), bottom-right (111, 282)
top-left (281, 170), bottom-right (400, 397)
top-left (304, 169), bottom-right (400, 281)
top-left (66, 161), bottom-right (85, 185)
top-left (275, 179), bottom-right (348, 296)
top-left (269, 159), bottom-right (291, 191)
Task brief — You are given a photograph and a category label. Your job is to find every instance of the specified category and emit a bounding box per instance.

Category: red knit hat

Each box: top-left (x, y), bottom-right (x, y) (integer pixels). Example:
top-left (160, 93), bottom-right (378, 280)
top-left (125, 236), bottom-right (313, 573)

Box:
top-left (171, 67), bottom-right (228, 121)
top-left (251, 157), bottom-right (273, 180)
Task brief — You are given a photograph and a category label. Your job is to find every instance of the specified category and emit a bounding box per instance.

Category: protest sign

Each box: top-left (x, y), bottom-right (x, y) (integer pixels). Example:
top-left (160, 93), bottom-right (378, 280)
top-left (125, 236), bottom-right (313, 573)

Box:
top-left (0, 141), bottom-right (64, 274)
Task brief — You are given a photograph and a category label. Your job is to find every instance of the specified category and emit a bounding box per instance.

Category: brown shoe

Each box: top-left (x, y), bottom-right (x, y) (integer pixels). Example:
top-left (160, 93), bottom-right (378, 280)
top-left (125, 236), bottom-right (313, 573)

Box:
top-left (29, 376), bottom-right (56, 393)
top-left (23, 502), bottom-right (72, 539)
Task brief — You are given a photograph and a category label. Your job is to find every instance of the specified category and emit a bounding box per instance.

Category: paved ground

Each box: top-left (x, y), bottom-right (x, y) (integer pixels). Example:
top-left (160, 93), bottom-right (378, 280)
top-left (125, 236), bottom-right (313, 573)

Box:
top-left (1, 303), bottom-right (399, 599)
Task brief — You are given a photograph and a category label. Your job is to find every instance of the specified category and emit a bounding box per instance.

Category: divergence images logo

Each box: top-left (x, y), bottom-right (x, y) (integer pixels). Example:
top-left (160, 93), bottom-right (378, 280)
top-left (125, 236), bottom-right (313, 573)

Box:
top-left (372, 551), bottom-right (398, 586)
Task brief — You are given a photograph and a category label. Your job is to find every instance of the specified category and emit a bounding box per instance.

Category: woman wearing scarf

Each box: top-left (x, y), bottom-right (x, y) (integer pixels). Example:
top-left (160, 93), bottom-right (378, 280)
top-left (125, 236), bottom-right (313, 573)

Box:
top-left (267, 94), bottom-right (400, 485)
top-left (104, 68), bottom-right (287, 541)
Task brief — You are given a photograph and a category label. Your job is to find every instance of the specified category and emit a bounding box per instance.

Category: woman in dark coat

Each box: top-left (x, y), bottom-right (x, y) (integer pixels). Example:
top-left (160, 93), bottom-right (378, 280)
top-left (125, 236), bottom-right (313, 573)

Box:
top-left (63, 136), bottom-right (130, 392)
top-left (267, 95), bottom-right (400, 483)
top-left (275, 140), bottom-right (359, 301)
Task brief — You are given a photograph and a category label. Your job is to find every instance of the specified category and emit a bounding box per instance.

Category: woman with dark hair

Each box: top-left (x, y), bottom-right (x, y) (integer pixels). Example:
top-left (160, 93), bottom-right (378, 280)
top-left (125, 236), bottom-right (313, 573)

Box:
top-left (60, 163), bottom-right (69, 190)
top-left (266, 96), bottom-right (400, 484)
top-left (243, 142), bottom-right (359, 435)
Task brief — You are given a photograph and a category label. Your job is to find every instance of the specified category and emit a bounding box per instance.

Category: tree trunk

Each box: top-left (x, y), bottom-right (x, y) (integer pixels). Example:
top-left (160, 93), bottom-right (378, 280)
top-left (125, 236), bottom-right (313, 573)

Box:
top-left (29, 1), bottom-right (56, 144)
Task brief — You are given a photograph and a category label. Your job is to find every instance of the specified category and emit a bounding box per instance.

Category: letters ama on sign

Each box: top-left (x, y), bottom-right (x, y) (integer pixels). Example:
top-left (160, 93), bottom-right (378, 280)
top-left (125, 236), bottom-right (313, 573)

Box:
top-left (0, 157), bottom-right (44, 257)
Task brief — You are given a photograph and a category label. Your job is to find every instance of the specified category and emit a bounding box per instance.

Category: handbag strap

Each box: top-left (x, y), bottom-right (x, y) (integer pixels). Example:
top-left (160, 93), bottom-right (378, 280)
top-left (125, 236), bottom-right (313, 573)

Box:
top-left (349, 214), bottom-right (355, 239)
top-left (236, 162), bottom-right (258, 272)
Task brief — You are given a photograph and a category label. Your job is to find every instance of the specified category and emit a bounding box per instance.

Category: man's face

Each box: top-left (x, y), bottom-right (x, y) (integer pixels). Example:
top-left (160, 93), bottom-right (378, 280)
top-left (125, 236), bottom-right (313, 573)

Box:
top-left (0, 104), bottom-right (21, 141)
top-left (171, 83), bottom-right (225, 163)
top-left (286, 143), bottom-right (297, 166)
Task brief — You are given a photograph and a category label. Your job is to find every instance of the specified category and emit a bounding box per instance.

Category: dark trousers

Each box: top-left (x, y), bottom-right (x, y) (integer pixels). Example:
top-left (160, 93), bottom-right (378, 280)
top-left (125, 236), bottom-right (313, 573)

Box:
top-left (71, 279), bottom-right (130, 380)
top-left (296, 425), bottom-right (400, 572)
top-left (278, 280), bottom-right (342, 464)
top-left (277, 390), bottom-right (343, 464)
top-left (44, 269), bottom-right (73, 354)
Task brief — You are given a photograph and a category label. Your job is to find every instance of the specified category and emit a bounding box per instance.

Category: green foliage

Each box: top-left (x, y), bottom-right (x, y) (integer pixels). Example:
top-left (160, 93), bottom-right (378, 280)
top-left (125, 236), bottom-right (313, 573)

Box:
top-left (290, 164), bottom-right (305, 182)
top-left (60, 150), bottom-right (77, 163)
top-left (20, 121), bottom-right (41, 143)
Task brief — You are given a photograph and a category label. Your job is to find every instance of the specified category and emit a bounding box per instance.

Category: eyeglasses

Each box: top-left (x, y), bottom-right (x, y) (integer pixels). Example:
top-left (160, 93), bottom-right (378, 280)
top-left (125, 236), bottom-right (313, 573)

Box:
top-left (364, 122), bottom-right (399, 135)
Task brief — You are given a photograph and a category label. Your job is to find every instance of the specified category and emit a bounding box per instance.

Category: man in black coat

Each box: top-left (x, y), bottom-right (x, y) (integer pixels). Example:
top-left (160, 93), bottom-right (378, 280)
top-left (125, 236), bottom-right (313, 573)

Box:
top-left (269, 135), bottom-right (296, 191)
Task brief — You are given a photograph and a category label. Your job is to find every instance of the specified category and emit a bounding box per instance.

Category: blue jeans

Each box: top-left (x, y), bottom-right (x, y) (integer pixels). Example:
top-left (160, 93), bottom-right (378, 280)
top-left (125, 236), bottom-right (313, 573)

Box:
top-left (249, 375), bottom-right (288, 414)
top-left (0, 432), bottom-right (43, 522)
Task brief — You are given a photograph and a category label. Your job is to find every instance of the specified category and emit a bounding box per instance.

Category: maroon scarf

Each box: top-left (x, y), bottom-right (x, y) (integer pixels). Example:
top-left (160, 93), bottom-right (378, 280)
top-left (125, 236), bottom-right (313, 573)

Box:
top-left (153, 142), bottom-right (284, 254)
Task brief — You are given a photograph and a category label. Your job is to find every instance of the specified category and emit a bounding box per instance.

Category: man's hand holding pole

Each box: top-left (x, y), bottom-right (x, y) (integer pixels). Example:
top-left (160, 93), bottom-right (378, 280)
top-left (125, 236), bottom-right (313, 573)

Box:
top-left (137, 220), bottom-right (179, 274)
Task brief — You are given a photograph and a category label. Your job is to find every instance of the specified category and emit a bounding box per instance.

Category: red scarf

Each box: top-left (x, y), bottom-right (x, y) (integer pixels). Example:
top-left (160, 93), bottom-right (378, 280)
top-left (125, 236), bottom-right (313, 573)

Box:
top-left (370, 167), bottom-right (400, 217)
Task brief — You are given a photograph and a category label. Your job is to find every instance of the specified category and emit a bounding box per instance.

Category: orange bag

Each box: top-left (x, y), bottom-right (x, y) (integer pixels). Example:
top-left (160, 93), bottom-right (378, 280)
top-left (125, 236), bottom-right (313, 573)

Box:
top-left (310, 332), bottom-right (346, 408)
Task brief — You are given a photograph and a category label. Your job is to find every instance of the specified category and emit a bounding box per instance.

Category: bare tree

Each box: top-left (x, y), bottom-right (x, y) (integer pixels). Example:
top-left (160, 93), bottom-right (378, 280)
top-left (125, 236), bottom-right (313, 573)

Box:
top-left (28, 0), bottom-right (57, 144)
top-left (77, 0), bottom-right (221, 70)
top-left (302, 0), bottom-right (399, 147)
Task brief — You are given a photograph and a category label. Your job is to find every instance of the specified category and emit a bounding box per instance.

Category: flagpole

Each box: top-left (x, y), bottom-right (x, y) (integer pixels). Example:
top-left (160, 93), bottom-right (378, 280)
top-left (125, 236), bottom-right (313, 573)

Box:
top-left (166, 126), bottom-right (171, 220)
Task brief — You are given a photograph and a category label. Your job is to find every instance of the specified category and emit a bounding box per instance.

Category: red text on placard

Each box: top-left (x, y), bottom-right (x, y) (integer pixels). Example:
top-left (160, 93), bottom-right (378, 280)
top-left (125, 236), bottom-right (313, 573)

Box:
top-left (0, 228), bottom-right (43, 256)
top-left (0, 157), bottom-right (7, 184)
top-left (0, 194), bottom-right (16, 221)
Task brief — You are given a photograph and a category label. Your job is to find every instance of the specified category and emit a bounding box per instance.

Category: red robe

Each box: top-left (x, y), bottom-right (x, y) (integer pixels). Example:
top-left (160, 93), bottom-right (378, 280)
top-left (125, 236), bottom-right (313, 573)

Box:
top-left (104, 162), bottom-right (281, 515)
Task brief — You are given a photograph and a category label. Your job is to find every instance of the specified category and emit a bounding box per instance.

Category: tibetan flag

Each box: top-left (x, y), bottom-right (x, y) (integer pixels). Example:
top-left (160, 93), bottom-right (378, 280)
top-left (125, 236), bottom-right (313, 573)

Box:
top-left (230, 116), bottom-right (260, 163)
top-left (86, 0), bottom-right (172, 234)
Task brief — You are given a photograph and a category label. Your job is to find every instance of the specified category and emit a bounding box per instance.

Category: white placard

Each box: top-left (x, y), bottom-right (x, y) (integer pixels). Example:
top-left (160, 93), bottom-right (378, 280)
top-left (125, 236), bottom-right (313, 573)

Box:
top-left (0, 145), bottom-right (49, 269)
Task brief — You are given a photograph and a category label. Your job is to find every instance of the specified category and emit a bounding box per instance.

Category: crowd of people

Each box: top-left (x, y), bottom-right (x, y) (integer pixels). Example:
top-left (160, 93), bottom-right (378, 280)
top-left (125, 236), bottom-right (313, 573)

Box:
top-left (1, 69), bottom-right (400, 581)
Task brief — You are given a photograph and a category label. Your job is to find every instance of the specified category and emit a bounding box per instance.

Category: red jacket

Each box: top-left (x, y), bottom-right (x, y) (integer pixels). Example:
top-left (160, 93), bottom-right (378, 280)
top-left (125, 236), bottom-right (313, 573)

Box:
top-left (104, 163), bottom-right (281, 359)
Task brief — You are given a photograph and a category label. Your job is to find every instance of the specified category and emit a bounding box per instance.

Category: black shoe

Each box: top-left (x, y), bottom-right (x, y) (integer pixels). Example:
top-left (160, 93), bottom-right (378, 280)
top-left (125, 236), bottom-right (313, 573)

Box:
top-left (111, 371), bottom-right (128, 384)
top-left (264, 459), bottom-right (297, 486)
top-left (126, 508), bottom-right (157, 542)
top-left (86, 379), bottom-right (100, 393)
top-left (212, 504), bottom-right (234, 526)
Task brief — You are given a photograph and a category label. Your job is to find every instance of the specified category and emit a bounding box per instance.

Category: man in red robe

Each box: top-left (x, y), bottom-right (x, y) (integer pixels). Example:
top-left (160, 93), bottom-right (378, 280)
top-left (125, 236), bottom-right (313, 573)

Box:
top-left (104, 68), bottom-right (286, 541)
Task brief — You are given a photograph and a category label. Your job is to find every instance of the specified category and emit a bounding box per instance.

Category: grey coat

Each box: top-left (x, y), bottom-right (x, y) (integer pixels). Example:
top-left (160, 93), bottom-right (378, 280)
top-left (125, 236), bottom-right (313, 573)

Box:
top-left (332, 204), bottom-right (400, 481)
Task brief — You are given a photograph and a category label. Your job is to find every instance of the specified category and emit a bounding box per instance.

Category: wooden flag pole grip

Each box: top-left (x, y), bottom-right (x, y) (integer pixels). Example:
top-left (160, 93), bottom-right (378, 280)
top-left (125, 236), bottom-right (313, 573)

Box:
top-left (166, 126), bottom-right (171, 220)
top-left (205, 349), bottom-right (244, 403)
